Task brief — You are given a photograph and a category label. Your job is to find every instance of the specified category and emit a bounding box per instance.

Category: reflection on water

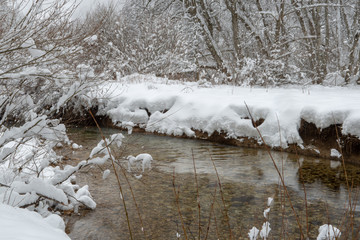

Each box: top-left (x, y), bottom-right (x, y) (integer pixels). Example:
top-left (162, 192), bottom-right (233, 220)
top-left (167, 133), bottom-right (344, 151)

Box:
top-left (63, 127), bottom-right (360, 239)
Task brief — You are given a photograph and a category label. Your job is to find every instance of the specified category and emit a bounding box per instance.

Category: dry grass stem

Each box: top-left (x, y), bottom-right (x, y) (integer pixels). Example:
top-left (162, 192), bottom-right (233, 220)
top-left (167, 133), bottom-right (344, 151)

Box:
top-left (172, 169), bottom-right (188, 240)
top-left (204, 185), bottom-right (217, 240)
top-left (208, 150), bottom-right (233, 240)
top-left (191, 149), bottom-right (202, 239)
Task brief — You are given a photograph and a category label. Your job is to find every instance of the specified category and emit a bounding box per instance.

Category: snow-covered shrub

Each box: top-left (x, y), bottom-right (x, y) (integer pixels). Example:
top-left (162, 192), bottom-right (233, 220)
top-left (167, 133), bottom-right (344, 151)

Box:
top-left (0, 118), bottom-right (88, 212)
top-left (77, 1), bottom-right (199, 80)
top-left (0, 126), bottom-right (126, 218)
top-left (237, 58), bottom-right (298, 86)
top-left (323, 71), bottom-right (346, 86)
top-left (0, 0), bottom-right (105, 230)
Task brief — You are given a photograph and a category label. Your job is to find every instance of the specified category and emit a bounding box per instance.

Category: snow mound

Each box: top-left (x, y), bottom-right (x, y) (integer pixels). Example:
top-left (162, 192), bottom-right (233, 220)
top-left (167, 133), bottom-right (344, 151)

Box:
top-left (0, 203), bottom-right (70, 240)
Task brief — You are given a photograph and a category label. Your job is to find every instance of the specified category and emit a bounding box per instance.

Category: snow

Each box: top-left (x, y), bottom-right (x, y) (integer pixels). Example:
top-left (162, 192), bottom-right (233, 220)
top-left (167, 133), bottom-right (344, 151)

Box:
top-left (260, 222), bottom-right (271, 239)
top-left (1, 74), bottom-right (357, 238)
top-left (248, 226), bottom-right (259, 240)
top-left (91, 76), bottom-right (360, 148)
top-left (44, 214), bottom-right (66, 231)
top-left (0, 203), bottom-right (70, 240)
top-left (52, 81), bottom-right (88, 112)
top-left (330, 149), bottom-right (342, 158)
top-left (77, 195), bottom-right (96, 209)
top-left (263, 207), bottom-right (270, 219)
top-left (84, 35), bottom-right (98, 43)
top-left (72, 143), bottom-right (82, 149)
top-left (12, 178), bottom-right (68, 204)
top-left (127, 153), bottom-right (153, 174)
top-left (21, 38), bottom-right (46, 58)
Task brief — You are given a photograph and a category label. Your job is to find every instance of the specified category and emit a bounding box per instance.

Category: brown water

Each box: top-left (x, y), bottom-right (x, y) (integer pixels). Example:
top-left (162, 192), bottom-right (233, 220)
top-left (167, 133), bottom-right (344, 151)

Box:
top-left (62, 127), bottom-right (360, 239)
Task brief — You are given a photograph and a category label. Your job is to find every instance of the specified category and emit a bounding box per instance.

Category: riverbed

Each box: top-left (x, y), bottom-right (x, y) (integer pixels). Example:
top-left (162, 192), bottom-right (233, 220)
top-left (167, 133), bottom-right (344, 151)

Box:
top-left (62, 127), bottom-right (359, 239)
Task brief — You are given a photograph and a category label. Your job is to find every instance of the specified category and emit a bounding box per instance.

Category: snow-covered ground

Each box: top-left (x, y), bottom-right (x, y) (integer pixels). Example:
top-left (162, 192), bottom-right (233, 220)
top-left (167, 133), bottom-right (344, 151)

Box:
top-left (90, 74), bottom-right (360, 149)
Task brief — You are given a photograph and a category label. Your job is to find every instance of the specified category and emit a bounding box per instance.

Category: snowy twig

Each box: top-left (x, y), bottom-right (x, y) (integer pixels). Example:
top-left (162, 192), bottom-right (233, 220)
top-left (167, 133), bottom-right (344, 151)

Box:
top-left (87, 108), bottom-right (134, 240)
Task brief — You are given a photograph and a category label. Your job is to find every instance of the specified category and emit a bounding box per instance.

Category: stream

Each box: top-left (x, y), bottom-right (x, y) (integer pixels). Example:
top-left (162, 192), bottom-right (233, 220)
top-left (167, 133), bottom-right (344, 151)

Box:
top-left (62, 127), bottom-right (360, 239)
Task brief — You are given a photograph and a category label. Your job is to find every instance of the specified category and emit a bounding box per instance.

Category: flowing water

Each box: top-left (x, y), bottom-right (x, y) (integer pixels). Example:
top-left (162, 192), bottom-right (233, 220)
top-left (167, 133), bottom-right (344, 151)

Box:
top-left (62, 127), bottom-right (360, 239)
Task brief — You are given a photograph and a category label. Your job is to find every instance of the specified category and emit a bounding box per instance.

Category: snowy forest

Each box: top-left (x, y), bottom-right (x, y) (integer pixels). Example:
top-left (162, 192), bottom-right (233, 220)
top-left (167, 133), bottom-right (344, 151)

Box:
top-left (1, 0), bottom-right (360, 239)
top-left (81, 0), bottom-right (360, 86)
top-left (2, 0), bottom-right (360, 87)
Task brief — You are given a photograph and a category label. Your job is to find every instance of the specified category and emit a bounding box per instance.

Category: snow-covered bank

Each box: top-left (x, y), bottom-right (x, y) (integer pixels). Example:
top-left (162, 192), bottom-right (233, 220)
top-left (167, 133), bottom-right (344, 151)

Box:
top-left (0, 203), bottom-right (69, 240)
top-left (87, 75), bottom-right (360, 161)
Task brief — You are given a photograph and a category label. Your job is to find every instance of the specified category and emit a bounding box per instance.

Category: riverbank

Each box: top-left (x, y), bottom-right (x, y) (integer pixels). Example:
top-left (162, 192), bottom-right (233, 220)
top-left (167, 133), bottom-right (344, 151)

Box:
top-left (95, 120), bottom-right (360, 164)
top-left (67, 74), bottom-right (360, 163)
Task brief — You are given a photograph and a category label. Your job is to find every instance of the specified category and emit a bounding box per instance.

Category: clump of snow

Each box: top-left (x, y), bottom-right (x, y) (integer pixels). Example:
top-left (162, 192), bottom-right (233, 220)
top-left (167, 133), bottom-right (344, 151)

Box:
top-left (263, 207), bottom-right (271, 219)
top-left (89, 133), bottom-right (124, 159)
top-left (127, 153), bottom-right (153, 177)
top-left (108, 107), bottom-right (149, 125)
top-left (72, 143), bottom-right (82, 149)
top-left (13, 178), bottom-right (68, 204)
top-left (317, 224), bottom-right (341, 240)
top-left (89, 139), bottom-right (107, 158)
top-left (77, 195), bottom-right (96, 210)
top-left (118, 121), bottom-right (135, 134)
top-left (330, 149), bottom-right (342, 159)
